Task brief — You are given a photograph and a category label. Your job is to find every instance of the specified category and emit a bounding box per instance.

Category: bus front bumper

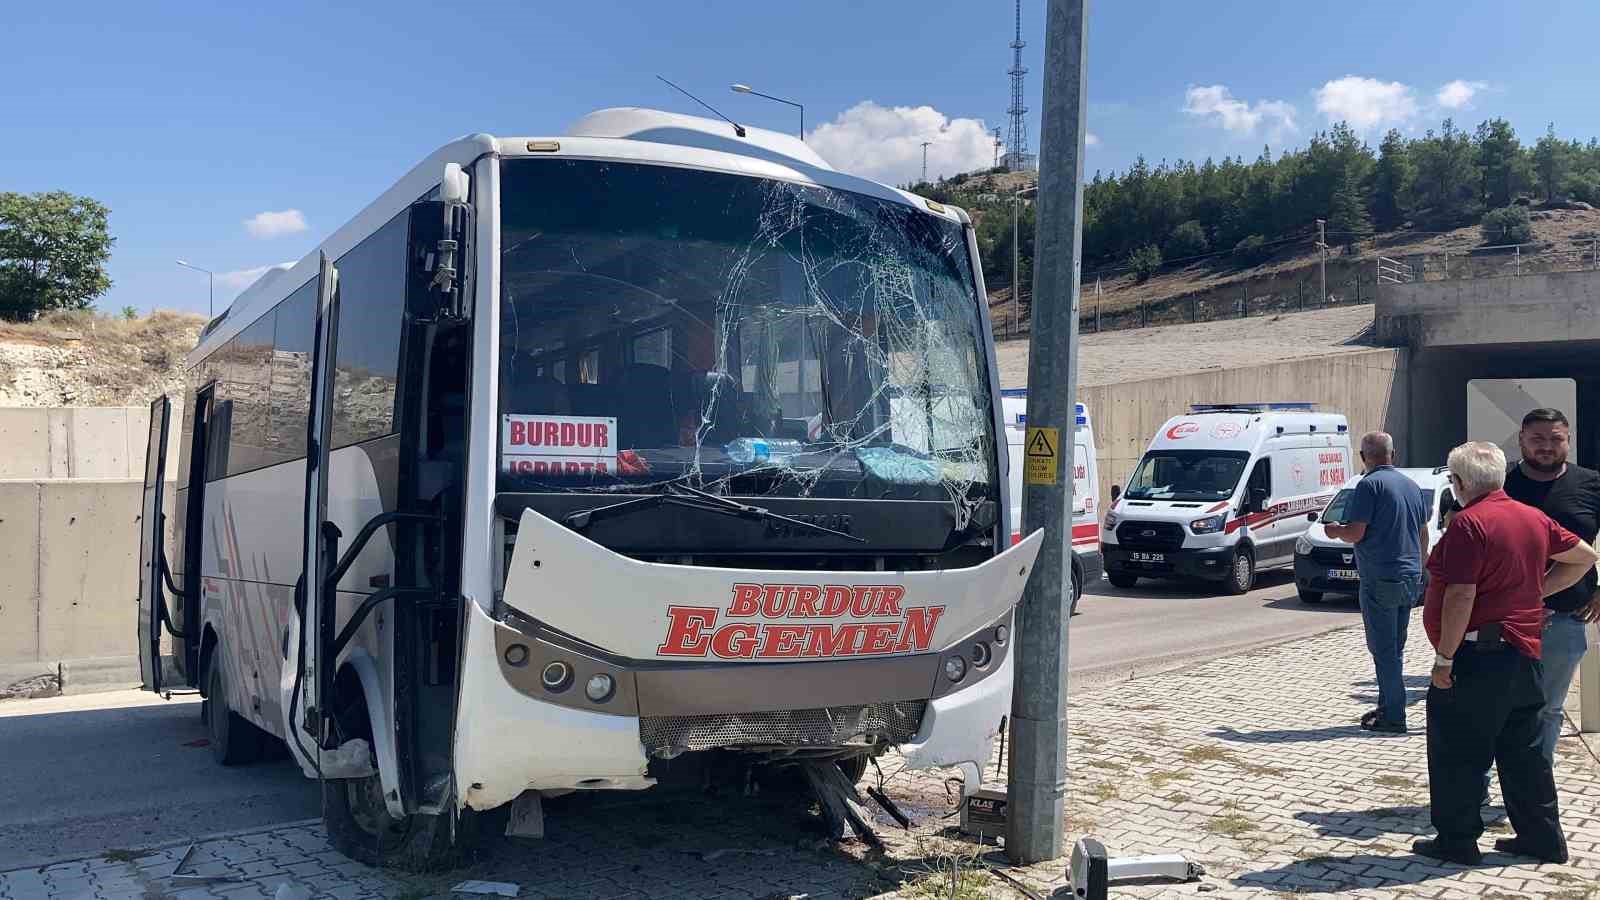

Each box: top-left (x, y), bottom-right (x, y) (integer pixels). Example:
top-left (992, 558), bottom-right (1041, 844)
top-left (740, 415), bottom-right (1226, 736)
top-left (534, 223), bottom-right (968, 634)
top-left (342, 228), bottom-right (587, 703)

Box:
top-left (454, 600), bottom-right (1018, 811)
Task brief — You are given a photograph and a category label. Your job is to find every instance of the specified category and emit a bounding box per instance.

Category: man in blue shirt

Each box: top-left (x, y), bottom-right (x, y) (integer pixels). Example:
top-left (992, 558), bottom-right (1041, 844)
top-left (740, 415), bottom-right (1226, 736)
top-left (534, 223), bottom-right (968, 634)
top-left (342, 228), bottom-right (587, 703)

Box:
top-left (1325, 431), bottom-right (1430, 733)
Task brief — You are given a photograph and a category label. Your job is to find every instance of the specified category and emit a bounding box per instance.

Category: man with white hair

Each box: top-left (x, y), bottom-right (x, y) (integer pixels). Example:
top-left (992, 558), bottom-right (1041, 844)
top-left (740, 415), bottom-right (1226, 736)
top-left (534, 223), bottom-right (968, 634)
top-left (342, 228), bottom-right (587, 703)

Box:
top-left (1414, 441), bottom-right (1597, 866)
top-left (1324, 430), bottom-right (1429, 734)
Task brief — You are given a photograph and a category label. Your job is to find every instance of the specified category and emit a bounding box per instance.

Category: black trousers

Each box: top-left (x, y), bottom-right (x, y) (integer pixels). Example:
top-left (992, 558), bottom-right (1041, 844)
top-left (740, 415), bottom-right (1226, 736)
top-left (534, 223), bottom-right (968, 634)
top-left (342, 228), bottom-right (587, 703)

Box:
top-left (1426, 644), bottom-right (1567, 856)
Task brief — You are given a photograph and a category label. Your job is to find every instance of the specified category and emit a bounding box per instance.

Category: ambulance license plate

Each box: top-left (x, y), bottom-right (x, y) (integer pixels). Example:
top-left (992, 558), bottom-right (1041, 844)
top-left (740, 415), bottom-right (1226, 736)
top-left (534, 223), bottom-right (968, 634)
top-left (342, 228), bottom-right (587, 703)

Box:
top-left (1131, 552), bottom-right (1165, 563)
top-left (1329, 568), bottom-right (1359, 581)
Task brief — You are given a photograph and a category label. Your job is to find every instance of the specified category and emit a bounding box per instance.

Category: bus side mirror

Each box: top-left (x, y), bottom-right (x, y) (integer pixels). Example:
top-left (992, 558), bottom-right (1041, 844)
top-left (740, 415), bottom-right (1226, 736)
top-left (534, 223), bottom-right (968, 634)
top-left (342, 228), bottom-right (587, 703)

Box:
top-left (1110, 484), bottom-right (1121, 502)
top-left (407, 166), bottom-right (473, 321)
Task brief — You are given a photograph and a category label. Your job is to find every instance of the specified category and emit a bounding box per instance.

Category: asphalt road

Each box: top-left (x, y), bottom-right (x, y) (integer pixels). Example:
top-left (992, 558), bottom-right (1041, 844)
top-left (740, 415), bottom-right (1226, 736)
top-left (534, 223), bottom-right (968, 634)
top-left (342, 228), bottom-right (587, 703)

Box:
top-left (1069, 567), bottom-right (1365, 687)
top-left (0, 568), bottom-right (1362, 871)
top-left (0, 690), bottom-right (319, 871)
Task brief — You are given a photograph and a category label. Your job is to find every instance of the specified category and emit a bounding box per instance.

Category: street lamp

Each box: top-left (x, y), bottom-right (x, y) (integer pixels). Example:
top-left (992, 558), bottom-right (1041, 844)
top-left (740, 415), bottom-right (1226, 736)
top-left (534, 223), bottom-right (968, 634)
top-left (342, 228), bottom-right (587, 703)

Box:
top-left (730, 83), bottom-right (804, 140)
top-left (1012, 186), bottom-right (1038, 339)
top-left (175, 259), bottom-right (215, 317)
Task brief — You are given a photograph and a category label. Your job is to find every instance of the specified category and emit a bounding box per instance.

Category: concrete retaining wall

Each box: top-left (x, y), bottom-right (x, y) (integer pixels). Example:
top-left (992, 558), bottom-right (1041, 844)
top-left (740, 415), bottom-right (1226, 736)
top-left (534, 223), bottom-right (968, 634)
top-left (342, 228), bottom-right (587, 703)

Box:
top-left (1081, 348), bottom-right (1410, 502)
top-left (0, 480), bottom-right (170, 695)
top-left (0, 406), bottom-right (181, 480)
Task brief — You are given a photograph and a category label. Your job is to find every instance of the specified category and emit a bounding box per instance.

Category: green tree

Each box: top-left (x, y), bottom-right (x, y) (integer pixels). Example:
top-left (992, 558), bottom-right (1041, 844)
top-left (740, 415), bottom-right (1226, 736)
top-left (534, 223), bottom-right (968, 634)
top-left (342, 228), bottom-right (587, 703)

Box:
top-left (1128, 243), bottom-right (1163, 282)
top-left (1166, 220), bottom-right (1209, 257)
top-left (1412, 119), bottom-right (1480, 227)
top-left (1533, 123), bottom-right (1573, 202)
top-left (1327, 168), bottom-right (1371, 252)
top-left (1371, 129), bottom-right (1415, 230)
top-left (1480, 206), bottom-right (1533, 244)
top-left (0, 191), bottom-right (114, 321)
top-left (1474, 118), bottom-right (1526, 208)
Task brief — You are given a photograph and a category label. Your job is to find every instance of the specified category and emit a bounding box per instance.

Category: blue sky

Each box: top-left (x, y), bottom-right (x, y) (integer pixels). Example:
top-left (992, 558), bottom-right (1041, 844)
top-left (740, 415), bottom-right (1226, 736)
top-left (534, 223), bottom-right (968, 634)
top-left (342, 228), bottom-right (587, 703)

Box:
top-left (5, 0), bottom-right (1596, 317)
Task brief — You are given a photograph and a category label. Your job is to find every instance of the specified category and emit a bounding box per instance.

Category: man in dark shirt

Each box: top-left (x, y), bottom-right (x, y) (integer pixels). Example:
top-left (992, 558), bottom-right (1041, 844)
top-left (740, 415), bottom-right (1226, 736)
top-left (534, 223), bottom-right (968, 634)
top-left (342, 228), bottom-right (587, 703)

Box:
top-left (1325, 431), bottom-right (1429, 733)
top-left (1414, 441), bottom-right (1596, 866)
top-left (1503, 408), bottom-right (1600, 764)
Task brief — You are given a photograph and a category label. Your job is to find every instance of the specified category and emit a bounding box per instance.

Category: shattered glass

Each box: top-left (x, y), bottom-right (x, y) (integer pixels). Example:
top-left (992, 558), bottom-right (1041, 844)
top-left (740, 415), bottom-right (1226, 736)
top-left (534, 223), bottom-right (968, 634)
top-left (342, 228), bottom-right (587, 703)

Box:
top-left (496, 158), bottom-right (994, 521)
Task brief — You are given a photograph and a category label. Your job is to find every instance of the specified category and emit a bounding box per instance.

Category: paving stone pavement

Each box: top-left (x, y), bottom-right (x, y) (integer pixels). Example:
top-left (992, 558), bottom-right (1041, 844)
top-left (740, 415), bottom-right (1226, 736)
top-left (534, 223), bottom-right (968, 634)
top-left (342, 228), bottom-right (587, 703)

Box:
top-left (4, 618), bottom-right (1597, 899)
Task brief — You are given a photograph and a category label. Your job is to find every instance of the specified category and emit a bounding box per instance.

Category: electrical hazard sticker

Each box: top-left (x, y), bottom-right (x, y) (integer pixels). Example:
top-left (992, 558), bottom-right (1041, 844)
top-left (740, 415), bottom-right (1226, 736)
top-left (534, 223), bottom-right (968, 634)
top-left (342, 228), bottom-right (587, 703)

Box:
top-left (1024, 426), bottom-right (1059, 485)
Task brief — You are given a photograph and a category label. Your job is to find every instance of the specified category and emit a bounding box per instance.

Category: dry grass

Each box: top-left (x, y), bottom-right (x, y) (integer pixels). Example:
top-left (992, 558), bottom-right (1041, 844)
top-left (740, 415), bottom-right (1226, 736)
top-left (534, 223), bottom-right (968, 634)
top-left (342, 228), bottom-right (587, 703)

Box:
top-left (1204, 813), bottom-right (1257, 838)
top-left (0, 309), bottom-right (204, 406)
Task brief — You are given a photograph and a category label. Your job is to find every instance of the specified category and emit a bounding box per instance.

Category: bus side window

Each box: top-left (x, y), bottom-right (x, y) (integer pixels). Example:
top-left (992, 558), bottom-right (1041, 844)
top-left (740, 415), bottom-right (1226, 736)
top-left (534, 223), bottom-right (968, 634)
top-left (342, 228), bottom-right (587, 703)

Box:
top-left (330, 212), bottom-right (408, 449)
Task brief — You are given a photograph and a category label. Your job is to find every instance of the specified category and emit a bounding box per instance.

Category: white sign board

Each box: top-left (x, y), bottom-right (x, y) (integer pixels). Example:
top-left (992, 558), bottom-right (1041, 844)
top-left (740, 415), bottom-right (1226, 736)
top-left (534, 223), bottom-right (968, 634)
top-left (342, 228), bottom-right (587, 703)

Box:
top-left (502, 414), bottom-right (618, 475)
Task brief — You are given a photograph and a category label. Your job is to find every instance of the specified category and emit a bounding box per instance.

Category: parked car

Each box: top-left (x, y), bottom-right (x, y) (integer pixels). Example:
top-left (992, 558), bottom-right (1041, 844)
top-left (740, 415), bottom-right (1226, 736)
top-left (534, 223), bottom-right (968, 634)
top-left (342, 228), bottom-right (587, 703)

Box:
top-left (1292, 466), bottom-right (1453, 603)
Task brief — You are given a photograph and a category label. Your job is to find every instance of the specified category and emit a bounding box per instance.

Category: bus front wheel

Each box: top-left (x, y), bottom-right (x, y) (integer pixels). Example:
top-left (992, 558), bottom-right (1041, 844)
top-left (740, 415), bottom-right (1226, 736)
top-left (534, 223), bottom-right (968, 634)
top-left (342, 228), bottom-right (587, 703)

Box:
top-left (320, 714), bottom-right (488, 870)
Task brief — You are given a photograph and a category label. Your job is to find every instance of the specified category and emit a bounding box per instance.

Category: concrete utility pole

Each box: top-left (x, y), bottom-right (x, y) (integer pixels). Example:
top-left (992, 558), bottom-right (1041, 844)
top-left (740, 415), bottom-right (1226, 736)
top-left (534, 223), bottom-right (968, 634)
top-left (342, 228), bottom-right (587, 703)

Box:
top-left (1316, 219), bottom-right (1327, 305)
top-left (1008, 0), bottom-right (1088, 865)
top-left (1013, 186), bottom-right (1037, 339)
top-left (921, 141), bottom-right (933, 183)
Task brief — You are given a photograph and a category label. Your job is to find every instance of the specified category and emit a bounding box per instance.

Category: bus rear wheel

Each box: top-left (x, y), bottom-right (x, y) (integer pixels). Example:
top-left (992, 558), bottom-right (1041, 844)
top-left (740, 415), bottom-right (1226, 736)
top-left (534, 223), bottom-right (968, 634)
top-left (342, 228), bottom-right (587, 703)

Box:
top-left (205, 645), bottom-right (268, 766)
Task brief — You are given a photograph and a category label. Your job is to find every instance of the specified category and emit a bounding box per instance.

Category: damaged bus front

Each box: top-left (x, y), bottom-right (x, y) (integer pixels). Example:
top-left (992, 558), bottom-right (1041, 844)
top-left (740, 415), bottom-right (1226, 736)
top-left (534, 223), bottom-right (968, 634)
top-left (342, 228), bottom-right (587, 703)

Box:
top-left (458, 128), bottom-right (1039, 823)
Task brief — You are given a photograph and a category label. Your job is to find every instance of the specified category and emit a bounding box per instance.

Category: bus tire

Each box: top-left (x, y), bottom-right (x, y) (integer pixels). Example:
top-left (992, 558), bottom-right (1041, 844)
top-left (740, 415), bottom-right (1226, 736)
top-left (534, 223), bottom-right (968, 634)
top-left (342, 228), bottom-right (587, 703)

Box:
top-left (205, 648), bottom-right (267, 766)
top-left (1106, 570), bottom-right (1139, 590)
top-left (1227, 548), bottom-right (1255, 595)
top-left (320, 717), bottom-right (489, 871)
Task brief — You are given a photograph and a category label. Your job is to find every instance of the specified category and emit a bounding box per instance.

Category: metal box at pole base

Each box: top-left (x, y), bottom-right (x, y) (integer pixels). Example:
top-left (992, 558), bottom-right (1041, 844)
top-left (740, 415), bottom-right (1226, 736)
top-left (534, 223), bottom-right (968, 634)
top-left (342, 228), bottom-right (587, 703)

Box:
top-left (960, 788), bottom-right (1009, 837)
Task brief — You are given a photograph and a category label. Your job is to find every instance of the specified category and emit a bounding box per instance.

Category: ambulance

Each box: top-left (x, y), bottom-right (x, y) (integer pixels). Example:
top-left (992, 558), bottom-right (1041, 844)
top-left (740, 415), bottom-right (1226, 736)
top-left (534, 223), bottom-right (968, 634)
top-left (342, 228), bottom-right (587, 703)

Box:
top-left (1001, 389), bottom-right (1102, 613)
top-left (1102, 403), bottom-right (1352, 594)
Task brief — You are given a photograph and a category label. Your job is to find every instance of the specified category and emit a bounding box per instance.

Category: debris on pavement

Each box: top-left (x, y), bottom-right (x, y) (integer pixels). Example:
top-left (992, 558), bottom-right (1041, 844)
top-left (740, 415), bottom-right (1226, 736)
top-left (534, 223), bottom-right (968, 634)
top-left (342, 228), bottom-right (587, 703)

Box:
top-left (451, 879), bottom-right (520, 896)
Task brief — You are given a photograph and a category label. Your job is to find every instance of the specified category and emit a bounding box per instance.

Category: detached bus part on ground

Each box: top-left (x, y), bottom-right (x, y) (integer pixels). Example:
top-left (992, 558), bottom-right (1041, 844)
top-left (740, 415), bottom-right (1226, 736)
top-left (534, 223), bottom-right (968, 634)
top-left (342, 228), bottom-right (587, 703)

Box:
top-left (133, 109), bottom-right (1041, 869)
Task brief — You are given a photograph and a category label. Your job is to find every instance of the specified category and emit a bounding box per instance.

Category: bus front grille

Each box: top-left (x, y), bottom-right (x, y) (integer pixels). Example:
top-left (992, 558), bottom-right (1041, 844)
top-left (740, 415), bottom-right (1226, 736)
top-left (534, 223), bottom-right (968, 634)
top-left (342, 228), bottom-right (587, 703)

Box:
top-left (640, 701), bottom-right (927, 756)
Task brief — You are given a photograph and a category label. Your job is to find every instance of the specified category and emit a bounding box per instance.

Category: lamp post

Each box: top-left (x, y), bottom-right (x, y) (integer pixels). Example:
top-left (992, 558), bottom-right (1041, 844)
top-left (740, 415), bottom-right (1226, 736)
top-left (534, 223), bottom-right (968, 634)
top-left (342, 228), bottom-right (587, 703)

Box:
top-left (176, 259), bottom-right (214, 317)
top-left (730, 84), bottom-right (804, 139)
top-left (1013, 186), bottom-right (1038, 338)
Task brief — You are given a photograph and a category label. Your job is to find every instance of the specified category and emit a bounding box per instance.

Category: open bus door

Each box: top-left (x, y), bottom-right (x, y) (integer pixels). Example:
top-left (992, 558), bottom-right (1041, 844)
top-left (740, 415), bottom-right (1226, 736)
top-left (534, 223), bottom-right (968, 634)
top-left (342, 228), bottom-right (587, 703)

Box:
top-left (136, 394), bottom-right (175, 692)
top-left (285, 252), bottom-right (339, 773)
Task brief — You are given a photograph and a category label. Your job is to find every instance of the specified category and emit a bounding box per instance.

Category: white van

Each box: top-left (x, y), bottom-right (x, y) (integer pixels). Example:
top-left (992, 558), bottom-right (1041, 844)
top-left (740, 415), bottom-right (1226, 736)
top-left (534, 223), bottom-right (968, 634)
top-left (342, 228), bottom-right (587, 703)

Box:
top-left (1001, 389), bottom-right (1102, 612)
top-left (1292, 467), bottom-right (1453, 603)
top-left (1103, 403), bottom-right (1353, 594)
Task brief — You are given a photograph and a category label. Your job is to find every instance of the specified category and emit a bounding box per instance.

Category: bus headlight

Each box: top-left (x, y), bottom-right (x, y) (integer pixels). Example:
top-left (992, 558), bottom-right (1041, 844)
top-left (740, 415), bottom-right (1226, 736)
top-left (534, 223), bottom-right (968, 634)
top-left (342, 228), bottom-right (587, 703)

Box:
top-left (1189, 515), bottom-right (1225, 535)
top-left (944, 656), bottom-right (968, 683)
top-left (585, 673), bottom-right (616, 703)
top-left (540, 660), bottom-right (572, 692)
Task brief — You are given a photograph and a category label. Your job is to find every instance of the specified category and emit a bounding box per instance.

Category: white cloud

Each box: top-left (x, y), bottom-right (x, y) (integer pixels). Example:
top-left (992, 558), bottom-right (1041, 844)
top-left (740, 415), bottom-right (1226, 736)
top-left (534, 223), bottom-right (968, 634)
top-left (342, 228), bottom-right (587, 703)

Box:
top-left (806, 102), bottom-right (998, 185)
top-left (1086, 132), bottom-right (1101, 147)
top-left (1435, 79), bottom-right (1488, 110)
top-left (1182, 85), bottom-right (1297, 137)
top-left (243, 209), bottom-right (308, 239)
top-left (1314, 76), bottom-right (1418, 130)
top-left (216, 262), bottom-right (296, 296)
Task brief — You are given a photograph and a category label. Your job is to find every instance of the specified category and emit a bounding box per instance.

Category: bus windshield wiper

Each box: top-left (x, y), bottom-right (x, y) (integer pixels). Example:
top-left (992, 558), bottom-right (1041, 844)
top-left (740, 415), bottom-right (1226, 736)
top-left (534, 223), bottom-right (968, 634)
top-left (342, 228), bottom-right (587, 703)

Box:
top-left (564, 483), bottom-right (865, 542)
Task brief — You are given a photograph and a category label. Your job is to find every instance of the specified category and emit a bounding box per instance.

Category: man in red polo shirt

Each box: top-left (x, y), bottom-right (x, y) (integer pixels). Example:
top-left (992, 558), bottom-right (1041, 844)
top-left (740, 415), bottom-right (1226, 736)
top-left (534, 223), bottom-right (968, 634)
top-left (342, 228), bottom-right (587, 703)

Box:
top-left (1414, 442), bottom-right (1598, 866)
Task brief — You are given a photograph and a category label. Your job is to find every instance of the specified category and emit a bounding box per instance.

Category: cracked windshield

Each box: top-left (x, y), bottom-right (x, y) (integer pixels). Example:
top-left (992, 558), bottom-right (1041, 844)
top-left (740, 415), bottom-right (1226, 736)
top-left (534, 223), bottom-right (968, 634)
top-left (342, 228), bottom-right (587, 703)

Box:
top-left (497, 158), bottom-right (995, 506)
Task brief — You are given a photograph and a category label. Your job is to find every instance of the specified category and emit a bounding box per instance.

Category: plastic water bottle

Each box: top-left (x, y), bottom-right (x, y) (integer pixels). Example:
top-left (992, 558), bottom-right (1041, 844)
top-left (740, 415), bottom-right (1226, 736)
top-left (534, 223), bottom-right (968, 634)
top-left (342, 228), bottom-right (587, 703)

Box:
top-left (724, 438), bottom-right (803, 465)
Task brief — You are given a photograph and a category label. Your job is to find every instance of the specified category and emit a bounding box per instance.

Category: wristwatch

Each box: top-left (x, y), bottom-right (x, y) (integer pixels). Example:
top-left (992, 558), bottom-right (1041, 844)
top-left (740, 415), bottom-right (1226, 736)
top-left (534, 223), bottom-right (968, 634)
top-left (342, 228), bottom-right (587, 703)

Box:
top-left (1434, 653), bottom-right (1454, 668)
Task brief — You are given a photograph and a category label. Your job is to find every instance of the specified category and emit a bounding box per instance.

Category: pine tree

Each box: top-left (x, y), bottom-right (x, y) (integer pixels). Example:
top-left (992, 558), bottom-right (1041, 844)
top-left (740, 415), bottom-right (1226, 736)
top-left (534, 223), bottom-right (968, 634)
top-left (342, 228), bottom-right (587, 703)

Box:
top-left (1371, 129), bottom-right (1415, 230)
top-left (1327, 168), bottom-right (1370, 253)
